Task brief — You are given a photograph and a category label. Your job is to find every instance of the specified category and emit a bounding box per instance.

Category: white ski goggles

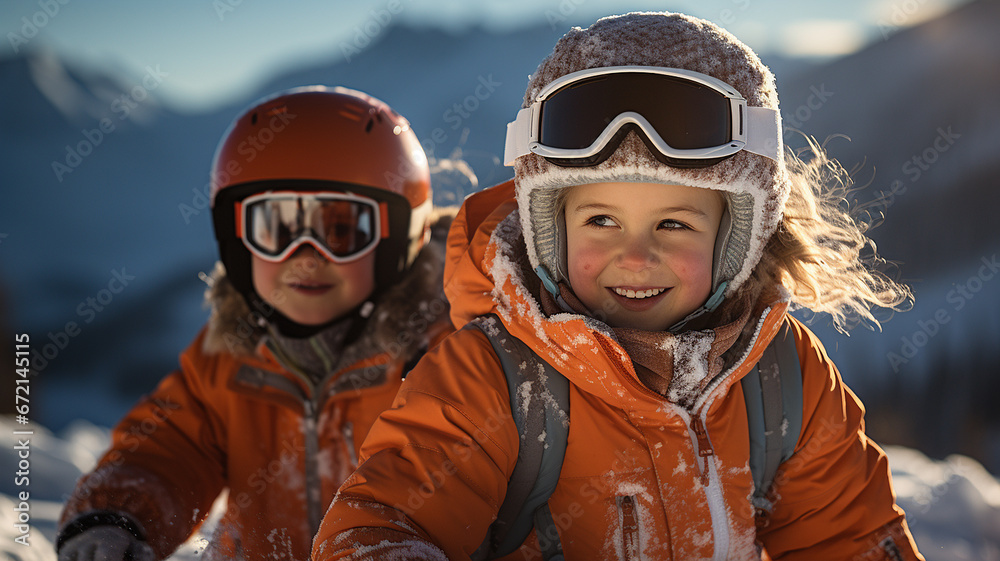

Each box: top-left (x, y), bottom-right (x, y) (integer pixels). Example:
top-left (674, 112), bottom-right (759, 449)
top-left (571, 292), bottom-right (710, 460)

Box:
top-left (236, 191), bottom-right (386, 263)
top-left (504, 66), bottom-right (780, 168)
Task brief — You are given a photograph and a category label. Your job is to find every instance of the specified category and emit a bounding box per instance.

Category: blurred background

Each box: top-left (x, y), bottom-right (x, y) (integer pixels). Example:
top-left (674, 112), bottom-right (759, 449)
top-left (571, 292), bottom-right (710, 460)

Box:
top-left (1, 0), bottom-right (998, 472)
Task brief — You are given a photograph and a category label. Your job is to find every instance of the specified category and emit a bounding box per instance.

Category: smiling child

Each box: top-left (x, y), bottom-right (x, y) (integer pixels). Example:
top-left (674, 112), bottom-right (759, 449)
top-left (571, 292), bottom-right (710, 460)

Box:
top-left (313, 13), bottom-right (922, 561)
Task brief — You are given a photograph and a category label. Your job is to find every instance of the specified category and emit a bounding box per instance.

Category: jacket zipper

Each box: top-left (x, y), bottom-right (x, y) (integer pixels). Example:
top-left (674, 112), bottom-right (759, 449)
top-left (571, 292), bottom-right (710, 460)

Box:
top-left (691, 417), bottom-right (715, 486)
top-left (685, 309), bottom-right (783, 559)
top-left (618, 495), bottom-right (641, 561)
top-left (302, 398), bottom-right (323, 537)
top-left (260, 341), bottom-right (328, 539)
top-left (597, 330), bottom-right (741, 559)
top-left (686, 411), bottom-right (730, 561)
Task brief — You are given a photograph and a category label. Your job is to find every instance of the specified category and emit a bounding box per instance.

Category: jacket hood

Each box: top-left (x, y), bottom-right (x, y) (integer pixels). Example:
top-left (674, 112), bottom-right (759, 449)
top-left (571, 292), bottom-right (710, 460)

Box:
top-left (445, 181), bottom-right (789, 415)
top-left (205, 209), bottom-right (455, 359)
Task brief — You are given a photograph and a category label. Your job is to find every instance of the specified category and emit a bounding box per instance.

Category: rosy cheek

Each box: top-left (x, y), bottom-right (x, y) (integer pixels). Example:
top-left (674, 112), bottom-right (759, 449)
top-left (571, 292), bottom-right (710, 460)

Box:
top-left (251, 258), bottom-right (284, 296)
top-left (569, 244), bottom-right (604, 278)
top-left (672, 247), bottom-right (714, 288)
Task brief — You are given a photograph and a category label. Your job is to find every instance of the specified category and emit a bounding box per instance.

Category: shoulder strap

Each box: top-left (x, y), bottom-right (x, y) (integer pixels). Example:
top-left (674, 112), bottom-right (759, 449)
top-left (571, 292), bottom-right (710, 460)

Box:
top-left (466, 314), bottom-right (569, 561)
top-left (742, 319), bottom-right (803, 514)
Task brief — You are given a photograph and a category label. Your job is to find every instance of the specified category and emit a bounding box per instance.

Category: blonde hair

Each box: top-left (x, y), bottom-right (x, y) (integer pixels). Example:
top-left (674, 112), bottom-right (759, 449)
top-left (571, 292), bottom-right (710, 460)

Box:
top-left (550, 138), bottom-right (912, 333)
top-left (759, 136), bottom-right (913, 332)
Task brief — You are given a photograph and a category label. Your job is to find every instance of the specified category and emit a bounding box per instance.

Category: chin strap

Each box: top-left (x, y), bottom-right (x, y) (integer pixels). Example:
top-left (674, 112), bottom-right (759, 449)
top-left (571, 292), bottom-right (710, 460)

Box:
top-left (668, 281), bottom-right (728, 333)
top-left (536, 266), bottom-right (561, 296)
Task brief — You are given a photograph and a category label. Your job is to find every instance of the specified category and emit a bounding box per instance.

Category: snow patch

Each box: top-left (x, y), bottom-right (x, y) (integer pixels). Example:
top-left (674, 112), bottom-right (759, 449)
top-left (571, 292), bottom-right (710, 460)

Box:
top-left (673, 451), bottom-right (689, 476)
top-left (516, 380), bottom-right (534, 417)
top-left (667, 331), bottom-right (716, 406)
top-left (350, 537), bottom-right (450, 561)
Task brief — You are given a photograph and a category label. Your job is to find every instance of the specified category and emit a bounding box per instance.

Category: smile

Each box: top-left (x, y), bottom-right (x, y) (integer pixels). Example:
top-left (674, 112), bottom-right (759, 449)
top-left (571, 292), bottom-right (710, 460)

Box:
top-left (289, 281), bottom-right (333, 294)
top-left (612, 287), bottom-right (666, 299)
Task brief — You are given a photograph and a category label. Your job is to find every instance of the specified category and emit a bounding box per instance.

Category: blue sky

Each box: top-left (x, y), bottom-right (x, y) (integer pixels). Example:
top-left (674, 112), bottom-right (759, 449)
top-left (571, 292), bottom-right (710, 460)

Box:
top-left (2, 0), bottom-right (971, 112)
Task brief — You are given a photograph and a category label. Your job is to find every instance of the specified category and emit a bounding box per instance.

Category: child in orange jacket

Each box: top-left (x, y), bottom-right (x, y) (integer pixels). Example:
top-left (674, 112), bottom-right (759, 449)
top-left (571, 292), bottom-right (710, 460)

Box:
top-left (56, 87), bottom-right (453, 560)
top-left (313, 13), bottom-right (923, 560)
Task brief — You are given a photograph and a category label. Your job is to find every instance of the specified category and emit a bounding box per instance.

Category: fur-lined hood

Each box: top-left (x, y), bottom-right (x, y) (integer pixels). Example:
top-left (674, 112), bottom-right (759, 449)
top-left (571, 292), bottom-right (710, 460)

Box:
top-left (201, 209), bottom-right (455, 360)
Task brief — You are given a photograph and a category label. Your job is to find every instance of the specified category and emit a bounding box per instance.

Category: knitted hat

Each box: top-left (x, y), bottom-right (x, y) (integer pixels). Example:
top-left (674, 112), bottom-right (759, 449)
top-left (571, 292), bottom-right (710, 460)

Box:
top-left (512, 12), bottom-right (790, 300)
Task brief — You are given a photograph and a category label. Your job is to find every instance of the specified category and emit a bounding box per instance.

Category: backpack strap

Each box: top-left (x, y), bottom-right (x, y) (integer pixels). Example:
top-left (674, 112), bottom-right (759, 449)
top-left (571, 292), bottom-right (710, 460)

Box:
top-left (466, 314), bottom-right (570, 561)
top-left (742, 319), bottom-right (803, 516)
top-left (466, 314), bottom-right (801, 554)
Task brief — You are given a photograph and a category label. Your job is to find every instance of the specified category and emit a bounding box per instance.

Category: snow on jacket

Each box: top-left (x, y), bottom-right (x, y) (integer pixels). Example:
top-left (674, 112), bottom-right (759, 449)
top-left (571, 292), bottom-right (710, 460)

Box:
top-left (312, 180), bottom-right (922, 561)
top-left (57, 216), bottom-right (455, 560)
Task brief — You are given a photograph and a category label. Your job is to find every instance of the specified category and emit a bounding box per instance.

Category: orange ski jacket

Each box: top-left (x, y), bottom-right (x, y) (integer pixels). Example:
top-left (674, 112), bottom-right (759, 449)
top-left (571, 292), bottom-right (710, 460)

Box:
top-left (313, 181), bottom-right (922, 561)
top-left (58, 224), bottom-right (453, 560)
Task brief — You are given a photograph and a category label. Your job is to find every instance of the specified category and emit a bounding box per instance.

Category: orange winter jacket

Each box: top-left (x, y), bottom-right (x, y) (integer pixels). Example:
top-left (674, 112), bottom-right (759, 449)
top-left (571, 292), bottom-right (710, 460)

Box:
top-left (313, 181), bottom-right (922, 561)
top-left (58, 221), bottom-right (454, 561)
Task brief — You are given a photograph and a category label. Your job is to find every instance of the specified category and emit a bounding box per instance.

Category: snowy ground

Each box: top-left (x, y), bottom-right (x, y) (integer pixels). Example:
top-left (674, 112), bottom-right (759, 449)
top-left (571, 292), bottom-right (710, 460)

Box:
top-left (2, 417), bottom-right (999, 560)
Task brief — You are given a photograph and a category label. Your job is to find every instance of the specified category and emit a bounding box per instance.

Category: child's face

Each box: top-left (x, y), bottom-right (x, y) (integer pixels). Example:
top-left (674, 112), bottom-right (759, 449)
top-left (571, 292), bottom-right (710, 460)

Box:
top-left (563, 182), bottom-right (725, 331)
top-left (252, 247), bottom-right (375, 326)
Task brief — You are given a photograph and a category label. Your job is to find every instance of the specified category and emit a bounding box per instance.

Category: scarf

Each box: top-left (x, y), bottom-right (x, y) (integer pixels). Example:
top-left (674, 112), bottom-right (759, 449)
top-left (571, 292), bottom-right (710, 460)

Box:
top-left (541, 282), bottom-right (756, 408)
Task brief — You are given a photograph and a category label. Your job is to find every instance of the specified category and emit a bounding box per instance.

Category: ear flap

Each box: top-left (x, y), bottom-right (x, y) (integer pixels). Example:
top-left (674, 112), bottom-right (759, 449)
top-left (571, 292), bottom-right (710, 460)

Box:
top-left (712, 195), bottom-right (733, 292)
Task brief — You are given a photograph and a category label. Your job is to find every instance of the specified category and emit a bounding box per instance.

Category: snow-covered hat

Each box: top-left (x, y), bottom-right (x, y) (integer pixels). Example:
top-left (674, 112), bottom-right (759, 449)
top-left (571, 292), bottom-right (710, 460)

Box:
top-left (512, 12), bottom-right (790, 300)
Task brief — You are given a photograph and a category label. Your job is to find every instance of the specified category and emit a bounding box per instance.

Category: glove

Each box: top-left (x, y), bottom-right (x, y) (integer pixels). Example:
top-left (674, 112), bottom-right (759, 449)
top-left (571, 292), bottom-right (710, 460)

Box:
top-left (57, 526), bottom-right (155, 561)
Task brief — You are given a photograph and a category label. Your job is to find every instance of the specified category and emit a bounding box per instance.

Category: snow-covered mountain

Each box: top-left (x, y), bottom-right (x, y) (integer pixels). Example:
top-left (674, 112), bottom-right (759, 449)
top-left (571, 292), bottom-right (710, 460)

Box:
top-left (0, 0), bottom-right (997, 474)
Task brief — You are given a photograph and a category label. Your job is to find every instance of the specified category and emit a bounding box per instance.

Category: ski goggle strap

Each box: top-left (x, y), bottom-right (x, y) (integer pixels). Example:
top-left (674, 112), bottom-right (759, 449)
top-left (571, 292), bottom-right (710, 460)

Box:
top-left (236, 191), bottom-right (386, 263)
top-left (504, 66), bottom-right (780, 167)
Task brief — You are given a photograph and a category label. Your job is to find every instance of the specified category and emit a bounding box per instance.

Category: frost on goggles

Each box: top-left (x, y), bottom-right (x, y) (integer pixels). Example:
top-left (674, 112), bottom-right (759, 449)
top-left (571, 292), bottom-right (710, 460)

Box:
top-left (503, 66), bottom-right (780, 168)
top-left (239, 192), bottom-right (382, 263)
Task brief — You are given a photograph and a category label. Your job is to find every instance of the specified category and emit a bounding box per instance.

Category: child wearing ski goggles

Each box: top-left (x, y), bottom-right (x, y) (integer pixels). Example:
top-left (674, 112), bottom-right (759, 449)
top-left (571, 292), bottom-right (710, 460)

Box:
top-left (56, 87), bottom-right (454, 561)
top-left (315, 12), bottom-right (922, 561)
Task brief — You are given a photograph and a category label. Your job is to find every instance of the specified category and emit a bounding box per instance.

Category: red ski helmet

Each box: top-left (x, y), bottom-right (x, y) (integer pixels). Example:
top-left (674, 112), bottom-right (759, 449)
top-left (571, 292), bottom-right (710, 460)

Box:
top-left (210, 86), bottom-right (432, 332)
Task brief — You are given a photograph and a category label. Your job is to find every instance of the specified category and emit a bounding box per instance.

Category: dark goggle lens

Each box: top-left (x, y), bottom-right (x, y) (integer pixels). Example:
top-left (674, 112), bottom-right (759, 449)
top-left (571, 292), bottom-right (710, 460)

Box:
top-left (537, 73), bottom-right (732, 151)
top-left (246, 197), bottom-right (377, 259)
